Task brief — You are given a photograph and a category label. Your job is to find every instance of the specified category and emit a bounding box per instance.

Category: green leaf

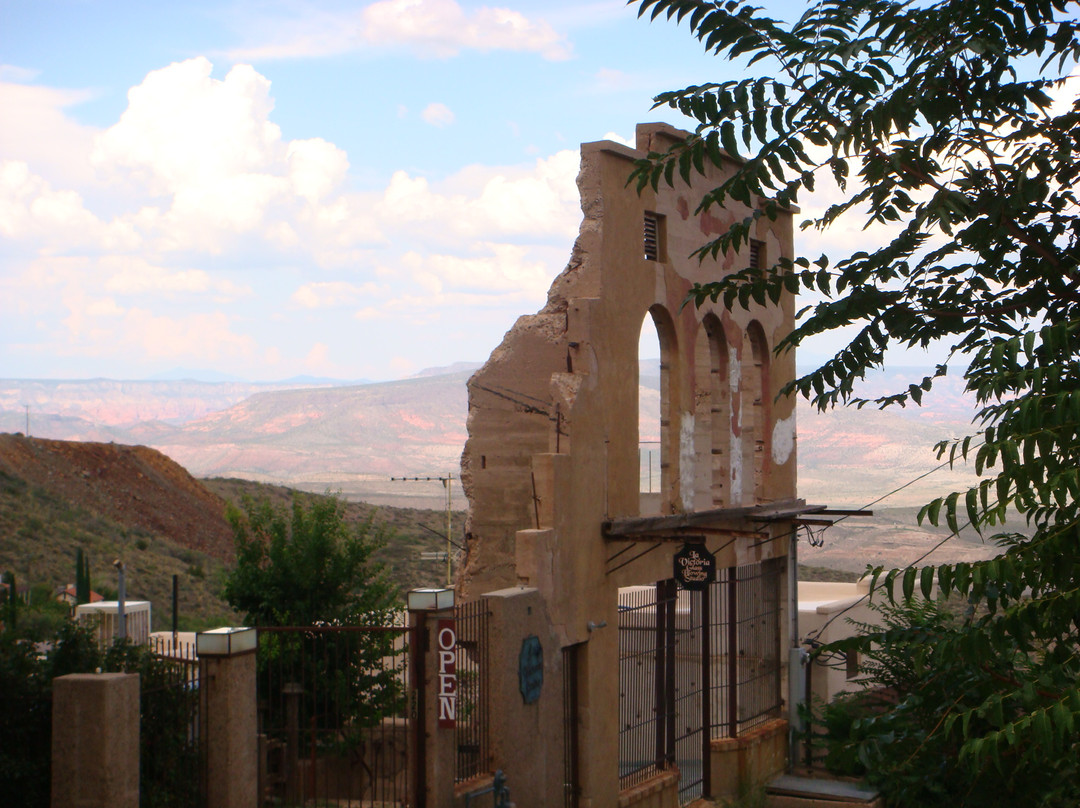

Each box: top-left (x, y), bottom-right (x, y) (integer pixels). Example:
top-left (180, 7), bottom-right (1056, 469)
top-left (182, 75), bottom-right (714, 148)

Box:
top-left (720, 120), bottom-right (741, 159)
top-left (902, 566), bottom-right (916, 601)
top-left (920, 566), bottom-right (935, 599)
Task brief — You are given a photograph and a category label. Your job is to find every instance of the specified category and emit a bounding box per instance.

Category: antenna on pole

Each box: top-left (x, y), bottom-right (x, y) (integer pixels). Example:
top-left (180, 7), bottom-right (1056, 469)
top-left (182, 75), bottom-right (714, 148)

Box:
top-left (390, 474), bottom-right (457, 586)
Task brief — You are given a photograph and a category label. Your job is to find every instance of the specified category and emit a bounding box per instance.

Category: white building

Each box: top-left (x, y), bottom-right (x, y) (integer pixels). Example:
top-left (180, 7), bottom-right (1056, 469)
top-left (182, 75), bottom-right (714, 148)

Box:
top-left (798, 580), bottom-right (874, 705)
top-left (75, 600), bottom-right (152, 646)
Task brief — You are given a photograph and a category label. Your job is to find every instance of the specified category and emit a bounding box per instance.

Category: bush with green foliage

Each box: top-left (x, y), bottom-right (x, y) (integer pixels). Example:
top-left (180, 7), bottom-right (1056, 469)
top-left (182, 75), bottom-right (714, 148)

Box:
top-left (811, 599), bottom-right (1041, 804)
top-left (631, 0), bottom-right (1080, 804)
top-left (222, 493), bottom-right (405, 747)
top-left (223, 492), bottom-right (397, 626)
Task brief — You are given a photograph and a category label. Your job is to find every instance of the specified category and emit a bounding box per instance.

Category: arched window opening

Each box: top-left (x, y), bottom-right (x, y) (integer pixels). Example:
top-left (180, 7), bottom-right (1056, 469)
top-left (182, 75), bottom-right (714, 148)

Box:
top-left (704, 315), bottom-right (731, 508)
top-left (638, 307), bottom-right (677, 515)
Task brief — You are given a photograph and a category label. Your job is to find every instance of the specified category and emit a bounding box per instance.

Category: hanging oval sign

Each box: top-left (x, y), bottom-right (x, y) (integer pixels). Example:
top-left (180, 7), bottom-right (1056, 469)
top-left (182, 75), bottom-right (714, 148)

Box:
top-left (674, 543), bottom-right (716, 590)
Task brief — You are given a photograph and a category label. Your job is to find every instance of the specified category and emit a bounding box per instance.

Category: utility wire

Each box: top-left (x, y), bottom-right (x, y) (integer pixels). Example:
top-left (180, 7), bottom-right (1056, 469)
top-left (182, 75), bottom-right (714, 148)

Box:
top-left (803, 517), bottom-right (973, 648)
top-left (798, 441), bottom-right (990, 642)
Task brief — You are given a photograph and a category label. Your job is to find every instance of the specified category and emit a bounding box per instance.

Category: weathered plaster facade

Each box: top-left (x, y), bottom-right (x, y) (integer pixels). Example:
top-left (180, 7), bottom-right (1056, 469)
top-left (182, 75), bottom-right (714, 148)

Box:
top-left (460, 122), bottom-right (800, 806)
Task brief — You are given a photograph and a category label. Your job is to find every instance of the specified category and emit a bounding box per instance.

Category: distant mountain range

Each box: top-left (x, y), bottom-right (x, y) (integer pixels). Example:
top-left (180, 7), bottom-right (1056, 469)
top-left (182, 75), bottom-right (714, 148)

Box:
top-left (0, 363), bottom-right (982, 511)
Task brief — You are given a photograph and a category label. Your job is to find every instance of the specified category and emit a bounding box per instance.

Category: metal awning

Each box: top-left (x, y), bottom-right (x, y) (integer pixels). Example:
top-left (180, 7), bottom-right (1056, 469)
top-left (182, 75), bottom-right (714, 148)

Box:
top-left (602, 498), bottom-right (871, 542)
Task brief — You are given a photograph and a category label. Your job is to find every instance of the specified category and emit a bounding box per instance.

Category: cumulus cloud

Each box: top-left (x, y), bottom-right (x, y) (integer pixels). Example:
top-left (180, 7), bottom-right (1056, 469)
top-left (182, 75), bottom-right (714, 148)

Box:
top-left (0, 57), bottom-right (587, 380)
top-left (99, 256), bottom-right (252, 300)
top-left (405, 243), bottom-right (553, 296)
top-left (80, 57), bottom-right (381, 257)
top-left (287, 138), bottom-right (348, 202)
top-left (303, 342), bottom-right (335, 373)
top-left (227, 0), bottom-right (571, 62)
top-left (49, 288), bottom-right (257, 364)
top-left (0, 79), bottom-right (99, 186)
top-left (421, 102), bottom-right (455, 128)
top-left (379, 148), bottom-right (581, 241)
top-left (119, 309), bottom-right (258, 361)
top-left (0, 160), bottom-right (136, 249)
top-left (93, 59), bottom-right (281, 195)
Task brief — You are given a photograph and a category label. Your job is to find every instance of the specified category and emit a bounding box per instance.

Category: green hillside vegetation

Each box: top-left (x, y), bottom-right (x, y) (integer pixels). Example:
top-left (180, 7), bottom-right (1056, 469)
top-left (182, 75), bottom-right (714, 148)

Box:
top-left (0, 467), bottom-right (234, 632)
top-left (0, 469), bottom-right (461, 634)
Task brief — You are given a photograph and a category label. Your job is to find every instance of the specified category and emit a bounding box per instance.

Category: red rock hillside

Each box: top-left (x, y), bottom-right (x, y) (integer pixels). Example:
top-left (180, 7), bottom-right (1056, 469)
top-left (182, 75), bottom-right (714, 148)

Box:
top-left (0, 433), bottom-right (234, 562)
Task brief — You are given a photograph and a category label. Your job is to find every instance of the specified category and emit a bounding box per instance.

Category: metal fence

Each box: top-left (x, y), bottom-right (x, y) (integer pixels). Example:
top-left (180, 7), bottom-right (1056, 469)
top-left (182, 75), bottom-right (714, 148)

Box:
top-left (0, 685), bottom-right (52, 808)
top-left (617, 557), bottom-right (786, 803)
top-left (144, 636), bottom-right (202, 808)
top-left (705, 558), bottom-right (784, 739)
top-left (256, 624), bottom-right (413, 807)
top-left (670, 584), bottom-right (706, 805)
top-left (731, 557), bottom-right (784, 735)
top-left (454, 598), bottom-right (491, 784)
top-left (618, 581), bottom-right (678, 792)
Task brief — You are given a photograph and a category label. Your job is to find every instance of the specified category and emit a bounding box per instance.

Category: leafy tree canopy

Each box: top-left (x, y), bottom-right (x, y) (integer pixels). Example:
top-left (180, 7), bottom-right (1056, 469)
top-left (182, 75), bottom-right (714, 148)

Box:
top-left (631, 0), bottom-right (1080, 803)
top-left (222, 493), bottom-right (397, 626)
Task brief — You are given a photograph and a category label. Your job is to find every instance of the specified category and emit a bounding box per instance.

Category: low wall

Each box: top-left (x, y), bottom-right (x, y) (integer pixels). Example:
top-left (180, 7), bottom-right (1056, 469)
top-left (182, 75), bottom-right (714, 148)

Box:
top-left (709, 719), bottom-right (789, 800)
top-left (617, 769), bottom-right (680, 808)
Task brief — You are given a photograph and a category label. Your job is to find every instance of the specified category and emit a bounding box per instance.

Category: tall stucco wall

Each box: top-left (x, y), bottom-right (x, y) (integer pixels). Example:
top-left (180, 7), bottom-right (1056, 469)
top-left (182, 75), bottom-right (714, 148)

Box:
top-left (460, 122), bottom-right (798, 807)
top-left (461, 122), bottom-right (796, 607)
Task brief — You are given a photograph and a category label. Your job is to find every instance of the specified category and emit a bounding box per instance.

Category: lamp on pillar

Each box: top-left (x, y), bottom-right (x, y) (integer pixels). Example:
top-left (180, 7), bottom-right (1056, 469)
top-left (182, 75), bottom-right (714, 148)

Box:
top-left (196, 626), bottom-right (257, 656)
top-left (407, 587), bottom-right (455, 611)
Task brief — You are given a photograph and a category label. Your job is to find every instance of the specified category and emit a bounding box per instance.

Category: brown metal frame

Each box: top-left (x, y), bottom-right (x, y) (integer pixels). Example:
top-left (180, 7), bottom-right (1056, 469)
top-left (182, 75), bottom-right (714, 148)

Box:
top-left (454, 598), bottom-right (492, 784)
top-left (256, 623), bottom-right (416, 808)
top-left (562, 643), bottom-right (583, 808)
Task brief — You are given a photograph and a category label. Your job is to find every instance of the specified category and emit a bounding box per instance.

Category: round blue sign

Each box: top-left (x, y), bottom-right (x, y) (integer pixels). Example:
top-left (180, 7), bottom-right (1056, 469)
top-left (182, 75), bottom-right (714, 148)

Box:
top-left (518, 635), bottom-right (543, 704)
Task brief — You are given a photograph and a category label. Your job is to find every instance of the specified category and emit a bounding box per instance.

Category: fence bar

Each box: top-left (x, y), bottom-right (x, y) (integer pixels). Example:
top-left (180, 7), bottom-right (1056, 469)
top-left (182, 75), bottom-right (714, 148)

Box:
top-left (700, 583), bottom-right (711, 798)
top-left (726, 569), bottom-right (738, 739)
top-left (653, 585), bottom-right (666, 770)
top-left (562, 644), bottom-right (581, 808)
top-left (662, 580), bottom-right (676, 770)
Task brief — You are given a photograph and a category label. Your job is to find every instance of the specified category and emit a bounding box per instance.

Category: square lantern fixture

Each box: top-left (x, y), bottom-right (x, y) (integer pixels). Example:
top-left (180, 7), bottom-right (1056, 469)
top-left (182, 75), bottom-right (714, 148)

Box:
top-left (196, 626), bottom-right (257, 656)
top-left (407, 587), bottom-right (455, 611)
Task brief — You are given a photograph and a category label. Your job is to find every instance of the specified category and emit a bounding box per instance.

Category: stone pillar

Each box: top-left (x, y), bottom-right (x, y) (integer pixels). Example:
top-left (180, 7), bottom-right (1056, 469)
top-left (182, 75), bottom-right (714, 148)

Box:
top-left (483, 587), bottom-right (564, 808)
top-left (409, 598), bottom-right (458, 808)
top-left (198, 627), bottom-right (258, 808)
top-left (51, 672), bottom-right (140, 808)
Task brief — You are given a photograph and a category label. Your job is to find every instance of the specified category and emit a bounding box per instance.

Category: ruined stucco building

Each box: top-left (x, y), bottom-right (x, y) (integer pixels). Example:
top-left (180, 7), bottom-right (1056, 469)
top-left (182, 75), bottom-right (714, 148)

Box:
top-left (459, 122), bottom-right (808, 807)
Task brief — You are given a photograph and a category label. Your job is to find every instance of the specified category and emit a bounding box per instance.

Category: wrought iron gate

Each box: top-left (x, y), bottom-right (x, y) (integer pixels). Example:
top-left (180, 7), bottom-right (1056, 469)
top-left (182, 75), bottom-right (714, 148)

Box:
top-left (144, 636), bottom-right (201, 808)
top-left (454, 597), bottom-right (491, 784)
top-left (256, 624), bottom-right (413, 807)
top-left (617, 557), bottom-right (785, 805)
top-left (618, 580), bottom-right (706, 804)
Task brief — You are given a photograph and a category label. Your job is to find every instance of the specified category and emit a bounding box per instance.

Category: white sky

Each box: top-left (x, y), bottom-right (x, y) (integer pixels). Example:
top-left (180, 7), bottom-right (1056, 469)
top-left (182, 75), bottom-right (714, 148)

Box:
top-left (1, 0), bottom-right (925, 382)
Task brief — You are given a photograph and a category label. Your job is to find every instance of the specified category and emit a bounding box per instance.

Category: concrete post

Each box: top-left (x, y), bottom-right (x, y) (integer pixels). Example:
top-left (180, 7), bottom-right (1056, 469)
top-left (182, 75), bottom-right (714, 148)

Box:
top-left (51, 672), bottom-right (140, 808)
top-left (197, 627), bottom-right (258, 808)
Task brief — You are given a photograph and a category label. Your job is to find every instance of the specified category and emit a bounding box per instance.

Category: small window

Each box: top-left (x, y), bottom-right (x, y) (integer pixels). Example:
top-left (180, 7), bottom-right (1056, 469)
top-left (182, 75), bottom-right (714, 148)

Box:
top-left (644, 212), bottom-right (663, 261)
top-left (748, 238), bottom-right (764, 270)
